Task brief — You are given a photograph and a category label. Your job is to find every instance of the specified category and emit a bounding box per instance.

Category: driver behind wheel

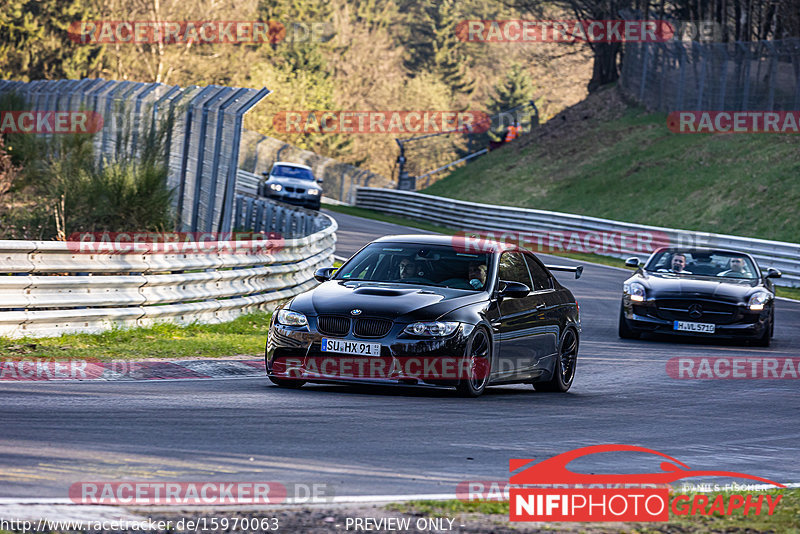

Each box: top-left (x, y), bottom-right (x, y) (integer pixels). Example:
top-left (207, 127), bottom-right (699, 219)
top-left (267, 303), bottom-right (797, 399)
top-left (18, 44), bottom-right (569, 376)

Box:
top-left (468, 262), bottom-right (488, 290)
top-left (718, 256), bottom-right (748, 278)
top-left (398, 257), bottom-right (418, 280)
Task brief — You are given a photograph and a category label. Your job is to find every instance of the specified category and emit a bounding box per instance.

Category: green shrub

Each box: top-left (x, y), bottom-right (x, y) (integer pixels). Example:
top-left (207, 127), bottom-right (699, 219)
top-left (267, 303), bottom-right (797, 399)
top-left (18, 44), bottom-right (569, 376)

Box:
top-left (1, 91), bottom-right (177, 238)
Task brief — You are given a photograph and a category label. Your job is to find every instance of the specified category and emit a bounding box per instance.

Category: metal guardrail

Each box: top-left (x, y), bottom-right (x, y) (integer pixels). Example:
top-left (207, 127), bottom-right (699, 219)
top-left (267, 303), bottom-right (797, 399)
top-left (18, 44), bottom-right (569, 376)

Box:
top-left (232, 193), bottom-right (332, 238)
top-left (236, 169), bottom-right (263, 197)
top-left (0, 209), bottom-right (336, 339)
top-left (355, 188), bottom-right (800, 287)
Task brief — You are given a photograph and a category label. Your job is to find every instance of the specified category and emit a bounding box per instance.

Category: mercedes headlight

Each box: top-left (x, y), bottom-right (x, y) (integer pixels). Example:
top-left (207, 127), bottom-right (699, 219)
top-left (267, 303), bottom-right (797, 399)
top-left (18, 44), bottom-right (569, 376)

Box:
top-left (307, 189), bottom-right (321, 196)
top-left (403, 321), bottom-right (460, 337)
top-left (748, 292), bottom-right (770, 311)
top-left (276, 309), bottom-right (308, 326)
top-left (625, 282), bottom-right (646, 302)
top-left (269, 183), bottom-right (283, 192)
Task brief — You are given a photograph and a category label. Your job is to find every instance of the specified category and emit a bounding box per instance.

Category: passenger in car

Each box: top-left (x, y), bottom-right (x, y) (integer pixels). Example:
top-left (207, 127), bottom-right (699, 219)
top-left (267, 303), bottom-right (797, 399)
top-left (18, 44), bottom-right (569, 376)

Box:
top-left (658, 253), bottom-right (692, 274)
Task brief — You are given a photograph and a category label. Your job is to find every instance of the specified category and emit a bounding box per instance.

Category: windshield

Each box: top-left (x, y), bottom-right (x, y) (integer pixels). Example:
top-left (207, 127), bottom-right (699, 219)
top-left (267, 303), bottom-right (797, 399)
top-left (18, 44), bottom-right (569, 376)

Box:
top-left (335, 243), bottom-right (492, 290)
top-left (645, 250), bottom-right (759, 279)
top-left (271, 165), bottom-right (314, 181)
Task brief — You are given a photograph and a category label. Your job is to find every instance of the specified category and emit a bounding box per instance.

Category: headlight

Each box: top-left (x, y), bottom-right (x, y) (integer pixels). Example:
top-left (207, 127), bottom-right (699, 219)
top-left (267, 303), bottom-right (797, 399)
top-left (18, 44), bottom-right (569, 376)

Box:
top-left (748, 292), bottom-right (770, 311)
top-left (307, 189), bottom-right (320, 196)
top-left (625, 282), bottom-right (646, 302)
top-left (269, 183), bottom-right (283, 192)
top-left (276, 309), bottom-right (308, 326)
top-left (403, 321), bottom-right (460, 337)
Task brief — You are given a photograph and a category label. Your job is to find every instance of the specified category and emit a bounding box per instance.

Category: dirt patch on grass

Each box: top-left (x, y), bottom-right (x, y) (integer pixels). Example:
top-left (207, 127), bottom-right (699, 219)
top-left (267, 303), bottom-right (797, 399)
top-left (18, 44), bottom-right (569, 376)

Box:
top-left (518, 85), bottom-right (631, 154)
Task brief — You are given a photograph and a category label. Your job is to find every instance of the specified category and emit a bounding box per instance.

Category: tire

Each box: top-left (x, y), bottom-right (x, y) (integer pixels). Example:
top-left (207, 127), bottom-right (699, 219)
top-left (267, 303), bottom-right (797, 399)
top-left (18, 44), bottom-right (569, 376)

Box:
top-left (268, 376), bottom-right (306, 388)
top-left (618, 303), bottom-right (640, 339)
top-left (534, 328), bottom-right (578, 393)
top-left (455, 327), bottom-right (492, 397)
top-left (266, 341), bottom-right (306, 388)
top-left (753, 322), bottom-right (771, 347)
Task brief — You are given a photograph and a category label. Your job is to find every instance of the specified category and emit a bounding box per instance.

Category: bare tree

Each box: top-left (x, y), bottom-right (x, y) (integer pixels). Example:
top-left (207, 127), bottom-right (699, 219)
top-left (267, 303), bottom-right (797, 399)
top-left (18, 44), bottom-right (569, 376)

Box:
top-left (505, 0), bottom-right (629, 92)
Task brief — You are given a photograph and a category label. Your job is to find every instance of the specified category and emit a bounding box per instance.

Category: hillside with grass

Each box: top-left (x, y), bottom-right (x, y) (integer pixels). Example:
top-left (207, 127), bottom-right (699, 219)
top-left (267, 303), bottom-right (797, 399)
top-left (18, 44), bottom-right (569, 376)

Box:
top-left (422, 86), bottom-right (800, 244)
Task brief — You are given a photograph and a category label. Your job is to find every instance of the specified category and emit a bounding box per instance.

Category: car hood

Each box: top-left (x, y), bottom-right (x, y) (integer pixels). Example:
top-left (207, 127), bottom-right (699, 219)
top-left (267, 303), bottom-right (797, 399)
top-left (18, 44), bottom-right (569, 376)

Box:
top-left (289, 280), bottom-right (485, 321)
top-left (635, 272), bottom-right (762, 300)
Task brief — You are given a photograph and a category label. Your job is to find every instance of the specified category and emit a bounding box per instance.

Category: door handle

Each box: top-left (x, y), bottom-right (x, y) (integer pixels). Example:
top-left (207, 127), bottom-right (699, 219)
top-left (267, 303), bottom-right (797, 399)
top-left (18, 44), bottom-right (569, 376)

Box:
top-left (535, 303), bottom-right (546, 310)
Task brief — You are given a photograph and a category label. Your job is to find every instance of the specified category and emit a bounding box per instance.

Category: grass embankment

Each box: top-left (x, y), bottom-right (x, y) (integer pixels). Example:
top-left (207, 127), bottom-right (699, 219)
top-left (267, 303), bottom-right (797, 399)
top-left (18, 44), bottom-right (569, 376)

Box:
top-left (390, 488), bottom-right (800, 533)
top-left (0, 312), bottom-right (271, 360)
top-left (423, 89), bottom-right (800, 244)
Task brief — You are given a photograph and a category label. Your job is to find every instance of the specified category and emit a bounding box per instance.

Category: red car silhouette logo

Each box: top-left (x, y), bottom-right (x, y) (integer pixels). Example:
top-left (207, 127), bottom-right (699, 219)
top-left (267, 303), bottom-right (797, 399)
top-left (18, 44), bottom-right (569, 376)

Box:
top-left (510, 444), bottom-right (785, 487)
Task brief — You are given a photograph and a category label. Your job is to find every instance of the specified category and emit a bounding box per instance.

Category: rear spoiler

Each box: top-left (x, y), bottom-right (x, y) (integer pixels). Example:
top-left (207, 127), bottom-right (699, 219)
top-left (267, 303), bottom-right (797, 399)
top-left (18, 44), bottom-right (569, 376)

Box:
top-left (545, 265), bottom-right (584, 279)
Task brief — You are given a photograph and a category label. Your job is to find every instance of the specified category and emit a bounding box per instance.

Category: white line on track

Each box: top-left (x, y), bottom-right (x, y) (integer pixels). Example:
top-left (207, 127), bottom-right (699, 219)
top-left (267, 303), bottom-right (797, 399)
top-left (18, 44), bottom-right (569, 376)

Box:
top-left (4, 485), bottom-right (800, 507)
top-left (0, 376), bottom-right (266, 384)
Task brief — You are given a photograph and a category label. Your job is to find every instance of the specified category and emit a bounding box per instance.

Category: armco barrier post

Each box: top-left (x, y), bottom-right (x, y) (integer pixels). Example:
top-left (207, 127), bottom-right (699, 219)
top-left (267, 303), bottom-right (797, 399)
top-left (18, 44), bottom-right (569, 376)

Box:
top-left (200, 86), bottom-right (237, 233)
top-left (170, 85), bottom-right (202, 227)
top-left (220, 87), bottom-right (270, 233)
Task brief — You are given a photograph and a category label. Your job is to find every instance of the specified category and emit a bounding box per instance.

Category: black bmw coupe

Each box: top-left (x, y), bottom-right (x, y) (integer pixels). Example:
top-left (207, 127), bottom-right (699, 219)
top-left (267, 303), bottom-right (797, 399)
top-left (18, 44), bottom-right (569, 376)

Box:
top-left (619, 247), bottom-right (781, 346)
top-left (266, 235), bottom-right (582, 396)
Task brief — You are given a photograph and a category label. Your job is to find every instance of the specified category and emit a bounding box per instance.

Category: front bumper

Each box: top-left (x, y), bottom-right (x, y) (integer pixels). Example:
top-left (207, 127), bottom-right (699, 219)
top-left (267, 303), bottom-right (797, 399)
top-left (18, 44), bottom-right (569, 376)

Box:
top-left (622, 298), bottom-right (769, 340)
top-left (267, 192), bottom-right (320, 209)
top-left (266, 320), bottom-right (474, 385)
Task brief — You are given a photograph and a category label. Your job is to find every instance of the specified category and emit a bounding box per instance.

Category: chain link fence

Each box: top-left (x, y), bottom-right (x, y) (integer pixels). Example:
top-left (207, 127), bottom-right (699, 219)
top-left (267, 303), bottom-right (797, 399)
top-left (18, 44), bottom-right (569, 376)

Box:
top-left (0, 78), bottom-right (269, 232)
top-left (621, 38), bottom-right (800, 111)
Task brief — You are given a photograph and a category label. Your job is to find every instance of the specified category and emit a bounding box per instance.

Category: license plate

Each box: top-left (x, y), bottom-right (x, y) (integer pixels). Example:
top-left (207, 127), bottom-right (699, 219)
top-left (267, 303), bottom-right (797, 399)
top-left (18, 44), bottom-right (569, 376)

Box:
top-left (321, 338), bottom-right (381, 356)
top-left (674, 321), bottom-right (715, 333)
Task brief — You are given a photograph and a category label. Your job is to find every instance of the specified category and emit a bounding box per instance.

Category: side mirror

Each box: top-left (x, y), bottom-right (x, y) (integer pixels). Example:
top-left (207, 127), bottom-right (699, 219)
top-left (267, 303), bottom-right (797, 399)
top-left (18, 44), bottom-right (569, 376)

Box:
top-left (314, 267), bottom-right (337, 282)
top-left (625, 257), bottom-right (641, 268)
top-left (498, 280), bottom-right (530, 299)
top-left (766, 268), bottom-right (782, 279)
top-left (316, 178), bottom-right (324, 184)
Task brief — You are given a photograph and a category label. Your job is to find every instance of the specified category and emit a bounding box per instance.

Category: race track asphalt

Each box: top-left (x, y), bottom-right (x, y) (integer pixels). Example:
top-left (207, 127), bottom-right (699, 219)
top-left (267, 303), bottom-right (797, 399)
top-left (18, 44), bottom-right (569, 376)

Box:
top-left (0, 209), bottom-right (798, 500)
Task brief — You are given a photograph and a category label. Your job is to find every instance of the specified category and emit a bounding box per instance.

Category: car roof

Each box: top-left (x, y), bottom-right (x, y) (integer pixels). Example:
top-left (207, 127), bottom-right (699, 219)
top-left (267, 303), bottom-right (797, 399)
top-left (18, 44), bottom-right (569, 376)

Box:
top-left (371, 234), bottom-right (521, 253)
top-left (271, 162), bottom-right (312, 171)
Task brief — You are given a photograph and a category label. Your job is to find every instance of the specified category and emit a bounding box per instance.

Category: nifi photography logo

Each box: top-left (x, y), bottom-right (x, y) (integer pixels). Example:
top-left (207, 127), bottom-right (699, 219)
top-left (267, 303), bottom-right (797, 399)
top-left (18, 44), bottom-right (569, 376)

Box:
top-left (459, 444), bottom-right (784, 523)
